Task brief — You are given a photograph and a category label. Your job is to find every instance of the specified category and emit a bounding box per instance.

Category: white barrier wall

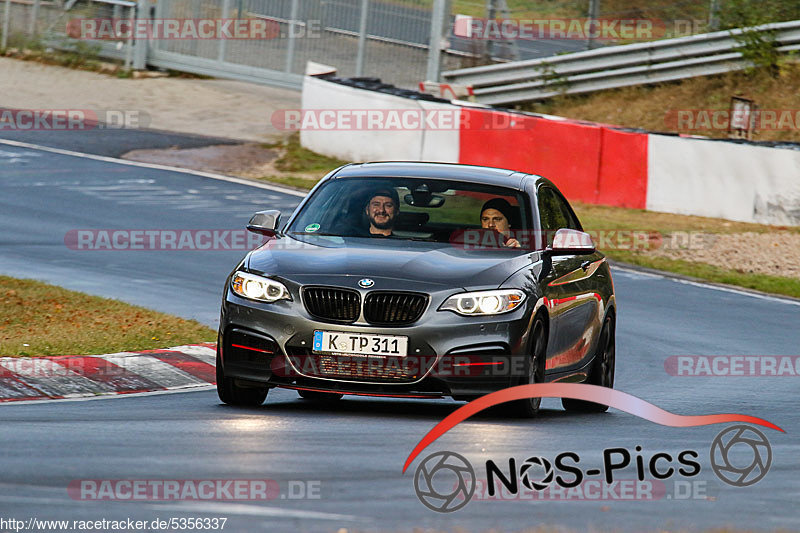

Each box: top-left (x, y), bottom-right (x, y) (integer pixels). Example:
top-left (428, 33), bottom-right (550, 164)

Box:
top-left (647, 134), bottom-right (800, 225)
top-left (301, 75), bottom-right (800, 226)
top-left (300, 76), bottom-right (460, 163)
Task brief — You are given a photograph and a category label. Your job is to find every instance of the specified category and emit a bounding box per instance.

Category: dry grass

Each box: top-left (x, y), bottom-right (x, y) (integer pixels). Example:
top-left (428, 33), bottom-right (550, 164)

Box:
top-left (0, 276), bottom-right (216, 357)
top-left (572, 202), bottom-right (800, 235)
top-left (572, 203), bottom-right (800, 297)
top-left (527, 62), bottom-right (800, 143)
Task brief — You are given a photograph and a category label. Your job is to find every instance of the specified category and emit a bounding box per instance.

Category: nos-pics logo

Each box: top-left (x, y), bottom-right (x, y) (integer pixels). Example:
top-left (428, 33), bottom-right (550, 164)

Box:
top-left (413, 425), bottom-right (772, 512)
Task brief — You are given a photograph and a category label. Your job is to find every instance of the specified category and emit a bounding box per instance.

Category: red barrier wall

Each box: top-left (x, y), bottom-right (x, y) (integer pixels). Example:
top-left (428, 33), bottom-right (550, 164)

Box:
top-left (596, 128), bottom-right (648, 208)
top-left (458, 108), bottom-right (648, 208)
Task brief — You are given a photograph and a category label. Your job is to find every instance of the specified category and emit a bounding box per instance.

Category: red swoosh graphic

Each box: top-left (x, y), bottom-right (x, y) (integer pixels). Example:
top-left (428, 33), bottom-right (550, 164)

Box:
top-left (402, 384), bottom-right (784, 473)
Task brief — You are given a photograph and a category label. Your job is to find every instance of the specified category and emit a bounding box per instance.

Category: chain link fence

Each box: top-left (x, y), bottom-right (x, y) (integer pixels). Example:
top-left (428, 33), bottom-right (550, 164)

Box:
top-left (1, 0), bottom-right (136, 67)
top-left (5, 0), bottom-right (785, 91)
top-left (0, 0), bottom-right (449, 88)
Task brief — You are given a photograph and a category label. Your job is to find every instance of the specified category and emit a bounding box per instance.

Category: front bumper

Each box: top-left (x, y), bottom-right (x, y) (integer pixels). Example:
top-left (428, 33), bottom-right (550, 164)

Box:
top-left (219, 288), bottom-right (536, 399)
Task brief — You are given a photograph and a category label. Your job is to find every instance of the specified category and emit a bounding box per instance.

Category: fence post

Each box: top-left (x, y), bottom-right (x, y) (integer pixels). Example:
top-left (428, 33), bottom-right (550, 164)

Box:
top-left (355, 0), bottom-right (369, 76)
top-left (124, 3), bottom-right (134, 69)
top-left (426, 0), bottom-right (448, 82)
top-left (132, 0), bottom-right (149, 69)
top-left (285, 0), bottom-right (299, 73)
top-left (708, 0), bottom-right (720, 31)
top-left (218, 0), bottom-right (231, 62)
top-left (2, 0), bottom-right (10, 50)
top-left (28, 0), bottom-right (40, 36)
top-left (587, 0), bottom-right (600, 49)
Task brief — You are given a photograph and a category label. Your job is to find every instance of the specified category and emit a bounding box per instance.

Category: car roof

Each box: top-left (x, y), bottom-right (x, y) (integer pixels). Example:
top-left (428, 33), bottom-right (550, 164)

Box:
top-left (330, 162), bottom-right (535, 190)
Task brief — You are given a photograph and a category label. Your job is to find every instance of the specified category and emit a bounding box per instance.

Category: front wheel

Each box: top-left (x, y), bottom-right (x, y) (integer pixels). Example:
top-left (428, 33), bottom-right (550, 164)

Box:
top-left (216, 353), bottom-right (269, 407)
top-left (562, 313), bottom-right (615, 413)
top-left (506, 315), bottom-right (547, 418)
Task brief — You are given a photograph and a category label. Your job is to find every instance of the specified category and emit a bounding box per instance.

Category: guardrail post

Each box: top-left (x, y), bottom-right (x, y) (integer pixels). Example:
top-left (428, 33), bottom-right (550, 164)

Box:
top-left (355, 0), bottom-right (369, 77)
top-left (285, 0), bottom-right (299, 73)
top-left (2, 0), bottom-right (10, 50)
top-left (218, 0), bottom-right (231, 62)
top-left (132, 0), bottom-right (149, 70)
top-left (426, 0), bottom-right (448, 82)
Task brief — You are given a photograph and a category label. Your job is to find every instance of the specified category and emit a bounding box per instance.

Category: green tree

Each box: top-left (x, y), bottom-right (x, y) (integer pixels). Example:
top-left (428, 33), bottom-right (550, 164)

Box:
top-left (719, 0), bottom-right (800, 71)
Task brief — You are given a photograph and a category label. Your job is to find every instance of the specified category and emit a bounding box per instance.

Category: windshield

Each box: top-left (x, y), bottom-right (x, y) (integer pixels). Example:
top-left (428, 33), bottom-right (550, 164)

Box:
top-left (286, 177), bottom-right (531, 245)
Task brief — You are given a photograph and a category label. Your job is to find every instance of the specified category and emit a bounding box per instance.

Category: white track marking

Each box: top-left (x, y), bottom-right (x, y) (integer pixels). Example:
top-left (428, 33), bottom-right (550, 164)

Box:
top-left (167, 345), bottom-right (217, 365)
top-left (100, 355), bottom-right (207, 388)
top-left (150, 502), bottom-right (366, 522)
top-left (0, 385), bottom-right (215, 406)
top-left (0, 358), bottom-right (114, 396)
top-left (0, 138), bottom-right (306, 197)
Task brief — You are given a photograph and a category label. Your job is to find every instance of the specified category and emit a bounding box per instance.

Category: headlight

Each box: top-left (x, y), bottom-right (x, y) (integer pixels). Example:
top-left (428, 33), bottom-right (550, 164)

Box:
top-left (231, 271), bottom-right (291, 303)
top-left (439, 289), bottom-right (525, 316)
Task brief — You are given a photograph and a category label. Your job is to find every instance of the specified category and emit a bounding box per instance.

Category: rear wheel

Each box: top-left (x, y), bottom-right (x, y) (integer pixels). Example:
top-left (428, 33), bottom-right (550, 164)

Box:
top-left (562, 313), bottom-right (615, 413)
top-left (216, 353), bottom-right (269, 407)
top-left (298, 390), bottom-right (344, 401)
top-left (506, 315), bottom-right (546, 418)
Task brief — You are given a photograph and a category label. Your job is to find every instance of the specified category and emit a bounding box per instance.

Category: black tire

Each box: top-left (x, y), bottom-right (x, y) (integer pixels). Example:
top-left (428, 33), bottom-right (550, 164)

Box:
top-left (216, 353), bottom-right (269, 407)
top-left (298, 390), bottom-right (344, 401)
top-left (506, 315), bottom-right (547, 418)
top-left (562, 312), bottom-right (615, 413)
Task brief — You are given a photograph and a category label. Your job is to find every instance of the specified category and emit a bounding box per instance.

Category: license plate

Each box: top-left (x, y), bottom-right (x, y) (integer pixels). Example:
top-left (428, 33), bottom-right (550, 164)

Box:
top-left (313, 330), bottom-right (408, 356)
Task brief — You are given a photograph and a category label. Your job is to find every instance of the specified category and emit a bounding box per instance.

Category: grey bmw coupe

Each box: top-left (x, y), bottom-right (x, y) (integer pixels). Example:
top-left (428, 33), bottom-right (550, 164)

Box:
top-left (216, 162), bottom-right (616, 417)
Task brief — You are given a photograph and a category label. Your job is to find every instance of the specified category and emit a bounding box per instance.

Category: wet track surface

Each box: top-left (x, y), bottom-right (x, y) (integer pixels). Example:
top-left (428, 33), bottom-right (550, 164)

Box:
top-left (1, 134), bottom-right (799, 531)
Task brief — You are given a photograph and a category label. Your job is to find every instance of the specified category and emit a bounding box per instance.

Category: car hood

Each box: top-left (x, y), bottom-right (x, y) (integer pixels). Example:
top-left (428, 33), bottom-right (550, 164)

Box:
top-left (246, 234), bottom-right (535, 290)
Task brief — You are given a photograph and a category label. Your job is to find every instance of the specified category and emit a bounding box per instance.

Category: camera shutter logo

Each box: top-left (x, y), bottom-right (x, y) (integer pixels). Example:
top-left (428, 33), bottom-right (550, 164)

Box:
top-left (710, 425), bottom-right (772, 487)
top-left (414, 451), bottom-right (475, 513)
top-left (519, 456), bottom-right (554, 491)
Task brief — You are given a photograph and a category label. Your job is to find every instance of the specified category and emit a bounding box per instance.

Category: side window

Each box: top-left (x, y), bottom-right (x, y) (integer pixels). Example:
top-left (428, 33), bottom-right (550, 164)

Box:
top-left (556, 193), bottom-right (581, 231)
top-left (537, 187), bottom-right (580, 246)
top-left (538, 187), bottom-right (568, 231)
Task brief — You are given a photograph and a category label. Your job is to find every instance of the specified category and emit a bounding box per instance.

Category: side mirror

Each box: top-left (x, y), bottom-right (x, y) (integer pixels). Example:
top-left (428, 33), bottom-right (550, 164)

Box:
top-left (247, 210), bottom-right (281, 237)
top-left (546, 228), bottom-right (595, 256)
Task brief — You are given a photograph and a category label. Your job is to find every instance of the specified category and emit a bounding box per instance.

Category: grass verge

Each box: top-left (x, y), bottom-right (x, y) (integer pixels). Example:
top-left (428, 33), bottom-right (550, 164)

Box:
top-left (255, 133), bottom-right (349, 190)
top-left (264, 132), bottom-right (349, 174)
top-left (0, 276), bottom-right (216, 357)
top-left (572, 202), bottom-right (800, 299)
top-left (572, 202), bottom-right (800, 235)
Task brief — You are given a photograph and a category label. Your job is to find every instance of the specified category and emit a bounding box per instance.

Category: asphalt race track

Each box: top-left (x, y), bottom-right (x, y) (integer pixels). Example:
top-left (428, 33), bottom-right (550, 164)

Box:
top-left (1, 134), bottom-right (799, 532)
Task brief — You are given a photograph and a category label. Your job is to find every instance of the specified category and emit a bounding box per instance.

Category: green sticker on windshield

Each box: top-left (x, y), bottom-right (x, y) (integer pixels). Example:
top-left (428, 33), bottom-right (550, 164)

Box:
top-left (305, 223), bottom-right (321, 233)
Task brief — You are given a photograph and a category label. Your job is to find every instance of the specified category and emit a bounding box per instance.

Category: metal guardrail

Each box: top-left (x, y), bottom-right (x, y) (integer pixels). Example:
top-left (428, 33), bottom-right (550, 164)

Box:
top-left (442, 20), bottom-right (800, 105)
